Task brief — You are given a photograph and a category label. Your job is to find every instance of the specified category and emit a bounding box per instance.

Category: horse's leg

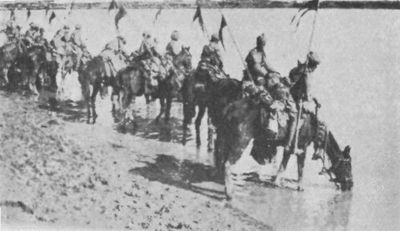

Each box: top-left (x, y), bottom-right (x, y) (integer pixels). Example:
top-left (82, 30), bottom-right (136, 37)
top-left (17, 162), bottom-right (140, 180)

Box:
top-left (214, 127), bottom-right (226, 177)
top-left (182, 102), bottom-right (189, 145)
top-left (84, 83), bottom-right (92, 124)
top-left (224, 161), bottom-right (233, 201)
top-left (296, 151), bottom-right (306, 191)
top-left (91, 83), bottom-right (100, 124)
top-left (155, 97), bottom-right (165, 123)
top-left (195, 104), bottom-right (206, 148)
top-left (164, 95), bottom-right (172, 123)
top-left (111, 87), bottom-right (119, 122)
top-left (28, 71), bottom-right (38, 95)
top-left (207, 115), bottom-right (215, 152)
top-left (182, 100), bottom-right (194, 145)
top-left (2, 67), bottom-right (9, 86)
top-left (122, 91), bottom-right (135, 123)
top-left (145, 94), bottom-right (151, 104)
top-left (274, 148), bottom-right (292, 186)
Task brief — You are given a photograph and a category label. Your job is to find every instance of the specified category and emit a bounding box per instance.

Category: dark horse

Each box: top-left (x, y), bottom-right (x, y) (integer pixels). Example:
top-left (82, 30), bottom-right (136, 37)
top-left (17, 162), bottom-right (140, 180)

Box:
top-left (154, 47), bottom-right (192, 123)
top-left (181, 65), bottom-right (241, 150)
top-left (79, 54), bottom-right (129, 124)
top-left (216, 97), bottom-right (353, 199)
top-left (7, 45), bottom-right (48, 95)
top-left (0, 40), bottom-right (25, 86)
top-left (115, 47), bottom-right (193, 125)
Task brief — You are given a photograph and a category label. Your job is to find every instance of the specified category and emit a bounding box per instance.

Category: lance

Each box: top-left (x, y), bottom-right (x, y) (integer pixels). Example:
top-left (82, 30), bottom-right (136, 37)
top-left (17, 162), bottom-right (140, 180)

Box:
top-left (292, 0), bottom-right (321, 155)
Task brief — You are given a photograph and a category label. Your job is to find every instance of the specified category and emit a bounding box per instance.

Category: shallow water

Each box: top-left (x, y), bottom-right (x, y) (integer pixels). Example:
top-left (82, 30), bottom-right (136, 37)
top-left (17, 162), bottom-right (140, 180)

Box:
top-left (2, 8), bottom-right (400, 230)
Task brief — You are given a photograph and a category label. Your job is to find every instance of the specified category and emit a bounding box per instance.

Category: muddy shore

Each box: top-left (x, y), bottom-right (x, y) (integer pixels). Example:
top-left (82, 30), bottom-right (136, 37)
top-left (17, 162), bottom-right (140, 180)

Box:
top-left (0, 91), bottom-right (270, 230)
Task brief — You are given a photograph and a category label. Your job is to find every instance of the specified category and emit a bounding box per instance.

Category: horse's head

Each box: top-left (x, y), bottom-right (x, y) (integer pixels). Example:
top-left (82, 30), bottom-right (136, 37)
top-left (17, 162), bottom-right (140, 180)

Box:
top-left (314, 126), bottom-right (353, 191)
top-left (176, 46), bottom-right (192, 71)
top-left (332, 145), bottom-right (353, 191)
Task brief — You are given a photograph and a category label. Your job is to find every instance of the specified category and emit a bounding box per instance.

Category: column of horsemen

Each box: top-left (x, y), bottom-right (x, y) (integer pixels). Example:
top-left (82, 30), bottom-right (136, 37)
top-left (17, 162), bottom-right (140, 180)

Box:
top-left (0, 20), bottom-right (322, 156)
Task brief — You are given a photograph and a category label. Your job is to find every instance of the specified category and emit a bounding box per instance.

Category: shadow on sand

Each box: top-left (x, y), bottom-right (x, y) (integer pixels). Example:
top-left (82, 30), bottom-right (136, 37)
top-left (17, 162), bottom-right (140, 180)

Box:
top-left (38, 98), bottom-right (87, 123)
top-left (115, 112), bottom-right (192, 144)
top-left (129, 154), bottom-right (225, 200)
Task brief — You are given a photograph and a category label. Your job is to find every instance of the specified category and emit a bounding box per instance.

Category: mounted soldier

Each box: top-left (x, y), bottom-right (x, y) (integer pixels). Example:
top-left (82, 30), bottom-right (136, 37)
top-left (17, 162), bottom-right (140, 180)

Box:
top-left (24, 23), bottom-right (41, 48)
top-left (243, 35), bottom-right (301, 155)
top-left (166, 30), bottom-right (182, 63)
top-left (1, 20), bottom-right (20, 44)
top-left (289, 51), bottom-right (321, 104)
top-left (51, 25), bottom-right (72, 56)
top-left (245, 33), bottom-right (278, 85)
top-left (136, 31), bottom-right (154, 60)
top-left (34, 28), bottom-right (47, 47)
top-left (70, 24), bottom-right (86, 70)
top-left (196, 33), bottom-right (225, 82)
top-left (100, 35), bottom-right (129, 81)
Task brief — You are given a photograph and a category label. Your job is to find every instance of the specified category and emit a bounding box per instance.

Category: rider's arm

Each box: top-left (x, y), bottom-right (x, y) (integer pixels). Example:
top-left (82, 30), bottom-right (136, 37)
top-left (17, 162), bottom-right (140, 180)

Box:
top-left (263, 57), bottom-right (278, 73)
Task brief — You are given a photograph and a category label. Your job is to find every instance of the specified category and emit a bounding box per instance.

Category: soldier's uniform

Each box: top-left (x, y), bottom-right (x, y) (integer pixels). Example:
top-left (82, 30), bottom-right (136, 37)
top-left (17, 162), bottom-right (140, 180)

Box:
top-left (24, 23), bottom-right (40, 47)
top-left (284, 51), bottom-right (321, 153)
top-left (166, 30), bottom-right (182, 61)
top-left (3, 20), bottom-right (19, 43)
top-left (137, 31), bottom-right (155, 60)
top-left (51, 25), bottom-right (71, 53)
top-left (245, 34), bottom-right (277, 85)
top-left (200, 33), bottom-right (223, 70)
top-left (100, 36), bottom-right (129, 78)
top-left (70, 24), bottom-right (85, 70)
top-left (289, 51), bottom-right (320, 103)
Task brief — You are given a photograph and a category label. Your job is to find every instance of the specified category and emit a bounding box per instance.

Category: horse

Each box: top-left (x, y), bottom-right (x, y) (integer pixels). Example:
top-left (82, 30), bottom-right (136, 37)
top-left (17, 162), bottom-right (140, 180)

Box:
top-left (181, 63), bottom-right (241, 151)
top-left (154, 47), bottom-right (192, 123)
top-left (79, 53), bottom-right (129, 124)
top-left (216, 97), bottom-right (353, 199)
top-left (0, 40), bottom-right (25, 86)
top-left (7, 44), bottom-right (47, 95)
top-left (114, 47), bottom-right (193, 126)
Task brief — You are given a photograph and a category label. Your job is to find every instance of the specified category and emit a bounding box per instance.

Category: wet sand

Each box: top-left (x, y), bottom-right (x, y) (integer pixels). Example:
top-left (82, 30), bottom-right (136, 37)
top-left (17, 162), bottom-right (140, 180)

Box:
top-left (0, 91), bottom-right (270, 230)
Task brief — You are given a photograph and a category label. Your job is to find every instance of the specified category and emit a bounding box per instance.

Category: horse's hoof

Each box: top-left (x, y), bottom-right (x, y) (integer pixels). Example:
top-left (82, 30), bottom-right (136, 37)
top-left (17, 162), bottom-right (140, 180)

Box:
top-left (297, 185), bottom-right (304, 191)
top-left (273, 177), bottom-right (284, 187)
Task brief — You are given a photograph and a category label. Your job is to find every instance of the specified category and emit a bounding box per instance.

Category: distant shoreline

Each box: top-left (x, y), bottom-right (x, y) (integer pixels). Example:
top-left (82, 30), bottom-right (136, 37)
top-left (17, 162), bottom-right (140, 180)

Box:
top-left (1, 1), bottom-right (400, 10)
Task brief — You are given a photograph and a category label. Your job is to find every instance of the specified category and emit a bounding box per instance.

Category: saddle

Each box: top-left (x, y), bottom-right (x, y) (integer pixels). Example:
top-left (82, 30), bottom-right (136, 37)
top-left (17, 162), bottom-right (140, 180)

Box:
top-left (197, 61), bottom-right (226, 82)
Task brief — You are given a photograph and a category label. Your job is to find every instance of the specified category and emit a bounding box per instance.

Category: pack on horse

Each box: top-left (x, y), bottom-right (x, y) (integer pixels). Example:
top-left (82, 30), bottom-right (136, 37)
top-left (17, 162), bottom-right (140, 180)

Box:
top-left (114, 46), bottom-right (193, 126)
top-left (216, 95), bottom-right (353, 199)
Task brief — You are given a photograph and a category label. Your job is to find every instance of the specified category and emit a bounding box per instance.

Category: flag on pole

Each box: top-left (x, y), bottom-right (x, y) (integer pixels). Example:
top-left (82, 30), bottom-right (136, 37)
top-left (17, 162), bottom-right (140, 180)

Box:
top-left (45, 4), bottom-right (50, 16)
top-left (49, 11), bottom-right (56, 24)
top-left (68, 1), bottom-right (75, 14)
top-left (27, 7), bottom-right (31, 20)
top-left (10, 9), bottom-right (15, 20)
top-left (219, 15), bottom-right (227, 49)
top-left (109, 0), bottom-right (118, 11)
top-left (193, 4), bottom-right (206, 34)
top-left (115, 6), bottom-right (127, 30)
top-left (290, 0), bottom-right (319, 29)
top-left (153, 6), bottom-right (162, 24)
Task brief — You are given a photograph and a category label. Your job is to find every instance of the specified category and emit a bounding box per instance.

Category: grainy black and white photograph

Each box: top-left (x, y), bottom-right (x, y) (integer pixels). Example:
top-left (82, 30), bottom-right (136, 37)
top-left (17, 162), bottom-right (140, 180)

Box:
top-left (0, 0), bottom-right (399, 230)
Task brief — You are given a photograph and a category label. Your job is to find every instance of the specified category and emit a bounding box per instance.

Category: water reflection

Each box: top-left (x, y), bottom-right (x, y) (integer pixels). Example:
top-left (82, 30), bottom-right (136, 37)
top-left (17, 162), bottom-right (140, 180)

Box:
top-left (233, 183), bottom-right (353, 231)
